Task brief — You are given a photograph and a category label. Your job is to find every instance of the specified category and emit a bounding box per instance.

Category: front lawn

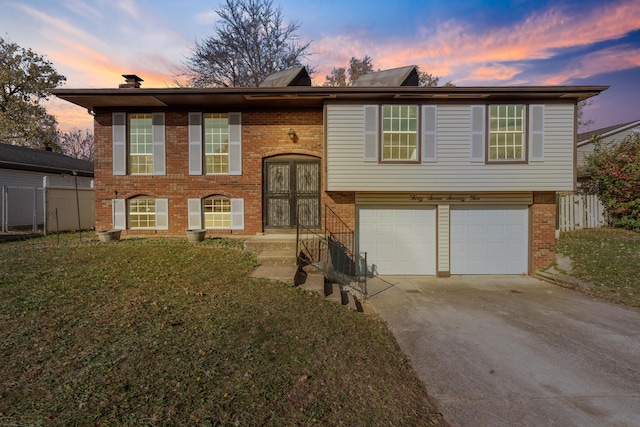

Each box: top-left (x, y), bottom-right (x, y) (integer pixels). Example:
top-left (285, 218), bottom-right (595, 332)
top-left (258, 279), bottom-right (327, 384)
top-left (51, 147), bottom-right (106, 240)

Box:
top-left (0, 235), bottom-right (446, 426)
top-left (557, 228), bottom-right (640, 307)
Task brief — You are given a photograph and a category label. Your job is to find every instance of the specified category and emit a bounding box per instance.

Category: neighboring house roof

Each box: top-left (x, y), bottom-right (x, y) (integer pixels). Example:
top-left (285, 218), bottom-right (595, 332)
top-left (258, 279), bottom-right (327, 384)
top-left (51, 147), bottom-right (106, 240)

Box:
top-left (0, 143), bottom-right (94, 177)
top-left (259, 67), bottom-right (311, 87)
top-left (577, 120), bottom-right (640, 146)
top-left (352, 65), bottom-right (419, 87)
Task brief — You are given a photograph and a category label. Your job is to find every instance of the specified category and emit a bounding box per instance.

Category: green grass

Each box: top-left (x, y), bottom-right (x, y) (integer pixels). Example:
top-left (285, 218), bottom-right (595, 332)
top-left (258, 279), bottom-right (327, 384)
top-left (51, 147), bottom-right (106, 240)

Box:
top-left (557, 228), bottom-right (640, 307)
top-left (0, 235), bottom-right (446, 426)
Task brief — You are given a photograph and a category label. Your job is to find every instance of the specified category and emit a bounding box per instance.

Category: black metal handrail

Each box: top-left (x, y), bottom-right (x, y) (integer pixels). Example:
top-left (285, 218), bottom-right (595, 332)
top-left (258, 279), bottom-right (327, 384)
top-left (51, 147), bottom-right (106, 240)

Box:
top-left (296, 204), bottom-right (368, 300)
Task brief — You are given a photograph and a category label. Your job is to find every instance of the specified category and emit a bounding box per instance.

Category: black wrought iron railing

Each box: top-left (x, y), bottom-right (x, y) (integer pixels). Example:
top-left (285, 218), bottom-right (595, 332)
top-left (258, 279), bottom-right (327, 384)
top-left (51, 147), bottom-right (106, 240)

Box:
top-left (296, 204), bottom-right (368, 300)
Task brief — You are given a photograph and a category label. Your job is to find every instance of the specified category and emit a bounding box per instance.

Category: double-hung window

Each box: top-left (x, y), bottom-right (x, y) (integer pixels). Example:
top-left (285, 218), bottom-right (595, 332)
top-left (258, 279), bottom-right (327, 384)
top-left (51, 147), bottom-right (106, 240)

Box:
top-left (204, 113), bottom-right (229, 174)
top-left (189, 112), bottom-right (242, 175)
top-left (470, 104), bottom-right (545, 163)
top-left (382, 105), bottom-right (418, 161)
top-left (129, 113), bottom-right (153, 174)
top-left (112, 112), bottom-right (165, 175)
top-left (489, 105), bottom-right (525, 161)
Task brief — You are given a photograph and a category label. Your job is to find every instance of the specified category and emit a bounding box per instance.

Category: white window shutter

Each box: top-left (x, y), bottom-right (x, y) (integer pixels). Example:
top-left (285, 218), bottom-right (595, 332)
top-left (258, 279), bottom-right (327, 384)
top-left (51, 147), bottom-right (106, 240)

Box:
top-left (230, 198), bottom-right (244, 230)
top-left (188, 112), bottom-right (202, 175)
top-left (188, 198), bottom-right (202, 230)
top-left (422, 105), bottom-right (437, 162)
top-left (155, 199), bottom-right (169, 230)
top-left (228, 112), bottom-right (242, 175)
top-left (112, 113), bottom-right (127, 175)
top-left (152, 113), bottom-right (166, 175)
top-left (529, 105), bottom-right (545, 162)
top-left (470, 106), bottom-right (485, 162)
top-left (112, 199), bottom-right (126, 230)
top-left (363, 105), bottom-right (379, 162)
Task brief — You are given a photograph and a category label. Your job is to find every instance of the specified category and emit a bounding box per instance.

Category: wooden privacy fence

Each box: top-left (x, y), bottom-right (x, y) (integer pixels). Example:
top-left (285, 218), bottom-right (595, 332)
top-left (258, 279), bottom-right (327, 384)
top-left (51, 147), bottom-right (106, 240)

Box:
top-left (1, 180), bottom-right (94, 234)
top-left (557, 193), bottom-right (606, 233)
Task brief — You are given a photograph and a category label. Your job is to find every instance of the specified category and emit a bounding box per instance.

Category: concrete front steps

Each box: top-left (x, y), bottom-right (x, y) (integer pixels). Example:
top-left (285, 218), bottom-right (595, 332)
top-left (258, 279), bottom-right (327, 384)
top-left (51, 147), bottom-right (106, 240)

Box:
top-left (244, 234), bottom-right (362, 312)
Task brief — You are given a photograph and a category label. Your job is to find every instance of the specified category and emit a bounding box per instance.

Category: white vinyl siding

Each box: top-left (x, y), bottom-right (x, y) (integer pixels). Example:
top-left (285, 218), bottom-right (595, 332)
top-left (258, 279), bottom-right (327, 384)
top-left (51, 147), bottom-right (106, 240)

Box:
top-left (326, 103), bottom-right (574, 192)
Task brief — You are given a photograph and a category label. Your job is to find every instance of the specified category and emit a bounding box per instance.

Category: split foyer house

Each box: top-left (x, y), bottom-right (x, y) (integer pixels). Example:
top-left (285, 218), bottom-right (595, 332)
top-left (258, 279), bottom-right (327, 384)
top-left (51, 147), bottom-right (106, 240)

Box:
top-left (51, 67), bottom-right (606, 276)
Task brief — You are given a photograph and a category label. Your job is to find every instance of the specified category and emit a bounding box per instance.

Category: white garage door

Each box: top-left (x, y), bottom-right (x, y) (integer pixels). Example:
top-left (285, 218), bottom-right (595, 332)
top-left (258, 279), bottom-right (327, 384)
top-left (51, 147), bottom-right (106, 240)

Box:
top-left (451, 206), bottom-right (528, 274)
top-left (358, 208), bottom-right (436, 275)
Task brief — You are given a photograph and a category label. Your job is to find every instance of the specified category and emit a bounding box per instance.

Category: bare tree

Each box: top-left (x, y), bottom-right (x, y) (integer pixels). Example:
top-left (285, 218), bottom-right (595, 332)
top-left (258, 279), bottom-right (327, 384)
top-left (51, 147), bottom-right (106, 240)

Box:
top-left (324, 55), bottom-right (374, 87)
top-left (180, 0), bottom-right (312, 87)
top-left (416, 66), bottom-right (454, 87)
top-left (58, 128), bottom-right (94, 161)
top-left (577, 99), bottom-right (594, 130)
top-left (0, 37), bottom-right (65, 149)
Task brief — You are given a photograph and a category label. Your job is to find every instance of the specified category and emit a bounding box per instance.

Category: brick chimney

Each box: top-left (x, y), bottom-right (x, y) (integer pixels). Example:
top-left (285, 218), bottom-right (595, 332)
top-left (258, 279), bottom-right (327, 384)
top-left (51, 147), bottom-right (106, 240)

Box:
top-left (119, 74), bottom-right (143, 88)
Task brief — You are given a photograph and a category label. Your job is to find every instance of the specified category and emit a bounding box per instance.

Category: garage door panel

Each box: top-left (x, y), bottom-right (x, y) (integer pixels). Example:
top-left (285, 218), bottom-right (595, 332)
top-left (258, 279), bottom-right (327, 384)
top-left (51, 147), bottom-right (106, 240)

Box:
top-left (359, 208), bottom-right (436, 275)
top-left (451, 206), bottom-right (528, 274)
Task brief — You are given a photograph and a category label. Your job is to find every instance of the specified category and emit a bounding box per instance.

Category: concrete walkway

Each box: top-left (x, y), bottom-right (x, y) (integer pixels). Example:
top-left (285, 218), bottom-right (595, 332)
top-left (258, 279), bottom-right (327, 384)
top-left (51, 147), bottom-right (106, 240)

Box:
top-left (366, 275), bottom-right (640, 427)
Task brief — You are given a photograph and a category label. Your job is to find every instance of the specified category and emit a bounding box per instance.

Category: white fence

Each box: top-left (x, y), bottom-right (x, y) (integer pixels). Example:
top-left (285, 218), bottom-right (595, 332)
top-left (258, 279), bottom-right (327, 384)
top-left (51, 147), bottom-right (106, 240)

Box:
top-left (1, 178), bottom-right (94, 234)
top-left (557, 193), bottom-right (606, 233)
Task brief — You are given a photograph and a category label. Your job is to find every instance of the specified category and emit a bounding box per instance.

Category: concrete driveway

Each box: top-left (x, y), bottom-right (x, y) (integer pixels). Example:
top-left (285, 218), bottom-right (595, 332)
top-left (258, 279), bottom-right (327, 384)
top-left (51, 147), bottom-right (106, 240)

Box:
top-left (366, 275), bottom-right (640, 427)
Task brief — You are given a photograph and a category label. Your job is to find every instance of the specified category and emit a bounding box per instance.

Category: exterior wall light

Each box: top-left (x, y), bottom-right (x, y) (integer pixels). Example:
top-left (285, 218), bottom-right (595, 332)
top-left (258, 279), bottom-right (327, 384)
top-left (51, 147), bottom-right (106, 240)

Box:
top-left (288, 128), bottom-right (297, 142)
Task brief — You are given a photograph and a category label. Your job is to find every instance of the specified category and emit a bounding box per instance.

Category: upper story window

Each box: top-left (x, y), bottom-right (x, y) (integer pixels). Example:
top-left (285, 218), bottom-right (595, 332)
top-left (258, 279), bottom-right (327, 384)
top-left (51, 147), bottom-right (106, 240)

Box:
top-left (382, 105), bottom-right (418, 161)
top-left (129, 113), bottom-right (153, 174)
top-left (204, 113), bottom-right (229, 174)
top-left (189, 112), bottom-right (242, 176)
top-left (112, 112), bottom-right (165, 176)
top-left (489, 105), bottom-right (525, 161)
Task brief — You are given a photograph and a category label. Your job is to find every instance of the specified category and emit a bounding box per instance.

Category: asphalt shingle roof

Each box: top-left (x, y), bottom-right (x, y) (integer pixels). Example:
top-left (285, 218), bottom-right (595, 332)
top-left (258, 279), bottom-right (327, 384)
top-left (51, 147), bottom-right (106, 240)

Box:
top-left (0, 144), bottom-right (93, 177)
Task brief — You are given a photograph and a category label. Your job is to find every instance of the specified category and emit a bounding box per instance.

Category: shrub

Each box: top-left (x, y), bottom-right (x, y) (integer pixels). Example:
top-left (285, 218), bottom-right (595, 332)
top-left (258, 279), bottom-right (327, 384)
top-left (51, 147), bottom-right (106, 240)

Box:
top-left (585, 133), bottom-right (640, 231)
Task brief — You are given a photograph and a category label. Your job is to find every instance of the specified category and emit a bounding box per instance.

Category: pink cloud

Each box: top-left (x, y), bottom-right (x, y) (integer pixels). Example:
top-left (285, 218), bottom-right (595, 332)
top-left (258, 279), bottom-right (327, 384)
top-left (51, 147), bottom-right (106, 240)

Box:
top-left (312, 0), bottom-right (640, 84)
top-left (543, 46), bottom-right (640, 85)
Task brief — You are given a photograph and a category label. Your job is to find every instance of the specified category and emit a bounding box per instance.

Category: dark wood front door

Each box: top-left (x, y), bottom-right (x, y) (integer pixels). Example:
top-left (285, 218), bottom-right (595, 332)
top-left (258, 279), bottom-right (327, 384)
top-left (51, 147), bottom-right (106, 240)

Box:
top-left (264, 158), bottom-right (321, 229)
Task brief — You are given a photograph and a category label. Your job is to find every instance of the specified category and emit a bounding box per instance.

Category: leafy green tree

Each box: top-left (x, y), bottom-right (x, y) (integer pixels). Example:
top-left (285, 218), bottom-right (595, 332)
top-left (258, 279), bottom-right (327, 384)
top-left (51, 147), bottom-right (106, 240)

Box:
top-left (181, 0), bottom-right (312, 87)
top-left (0, 37), bottom-right (65, 149)
top-left (585, 133), bottom-right (640, 230)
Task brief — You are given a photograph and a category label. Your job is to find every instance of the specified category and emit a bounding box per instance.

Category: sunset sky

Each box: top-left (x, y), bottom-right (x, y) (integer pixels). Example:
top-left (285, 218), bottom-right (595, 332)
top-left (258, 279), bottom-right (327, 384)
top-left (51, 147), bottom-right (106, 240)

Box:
top-left (2, 0), bottom-right (639, 133)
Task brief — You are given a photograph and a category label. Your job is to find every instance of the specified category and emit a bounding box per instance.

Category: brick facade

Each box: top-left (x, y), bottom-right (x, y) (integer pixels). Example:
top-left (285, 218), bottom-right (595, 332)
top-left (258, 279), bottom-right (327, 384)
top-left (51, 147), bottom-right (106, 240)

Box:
top-left (530, 191), bottom-right (557, 271)
top-left (94, 109), bottom-right (337, 236)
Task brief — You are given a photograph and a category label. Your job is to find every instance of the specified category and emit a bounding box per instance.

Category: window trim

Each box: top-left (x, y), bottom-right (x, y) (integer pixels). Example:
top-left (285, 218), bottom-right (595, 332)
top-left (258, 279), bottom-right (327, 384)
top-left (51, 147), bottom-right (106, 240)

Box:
top-left (380, 104), bottom-right (421, 164)
top-left (128, 196), bottom-right (157, 230)
top-left (112, 112), bottom-right (165, 176)
top-left (203, 196), bottom-right (232, 230)
top-left (189, 112), bottom-right (242, 176)
top-left (486, 104), bottom-right (528, 164)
